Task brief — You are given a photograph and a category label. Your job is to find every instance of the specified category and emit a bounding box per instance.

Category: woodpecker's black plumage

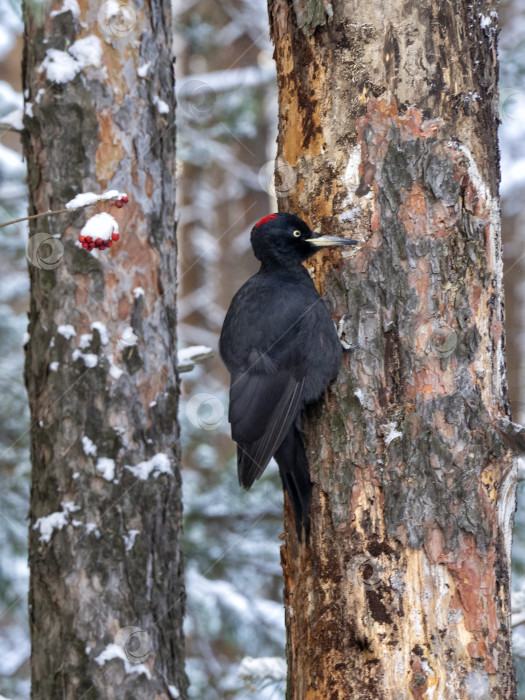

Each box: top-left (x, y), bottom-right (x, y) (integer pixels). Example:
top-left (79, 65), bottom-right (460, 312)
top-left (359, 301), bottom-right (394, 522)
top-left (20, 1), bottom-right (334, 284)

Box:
top-left (219, 212), bottom-right (357, 537)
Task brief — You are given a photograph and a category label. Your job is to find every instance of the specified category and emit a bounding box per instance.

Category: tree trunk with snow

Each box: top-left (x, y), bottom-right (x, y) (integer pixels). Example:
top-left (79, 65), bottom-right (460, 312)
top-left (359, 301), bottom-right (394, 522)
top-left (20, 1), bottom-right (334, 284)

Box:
top-left (269, 1), bottom-right (516, 697)
top-left (22, 1), bottom-right (186, 698)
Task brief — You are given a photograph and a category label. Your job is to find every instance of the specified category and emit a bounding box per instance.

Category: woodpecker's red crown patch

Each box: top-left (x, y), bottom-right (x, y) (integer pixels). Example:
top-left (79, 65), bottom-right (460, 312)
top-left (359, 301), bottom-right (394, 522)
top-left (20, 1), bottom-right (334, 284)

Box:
top-left (254, 213), bottom-right (278, 229)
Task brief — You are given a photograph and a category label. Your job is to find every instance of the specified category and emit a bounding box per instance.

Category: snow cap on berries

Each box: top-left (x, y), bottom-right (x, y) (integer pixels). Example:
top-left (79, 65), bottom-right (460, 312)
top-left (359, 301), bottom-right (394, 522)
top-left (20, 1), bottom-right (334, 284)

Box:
top-left (79, 213), bottom-right (120, 251)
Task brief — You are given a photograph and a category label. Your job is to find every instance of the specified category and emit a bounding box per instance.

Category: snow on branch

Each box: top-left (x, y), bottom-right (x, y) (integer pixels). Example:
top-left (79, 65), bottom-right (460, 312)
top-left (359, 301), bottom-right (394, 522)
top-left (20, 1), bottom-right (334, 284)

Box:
top-left (0, 189), bottom-right (128, 229)
top-left (177, 345), bottom-right (213, 373)
top-left (178, 65), bottom-right (275, 96)
top-left (238, 656), bottom-right (286, 691)
top-left (66, 189), bottom-right (127, 210)
top-left (0, 108), bottom-right (23, 132)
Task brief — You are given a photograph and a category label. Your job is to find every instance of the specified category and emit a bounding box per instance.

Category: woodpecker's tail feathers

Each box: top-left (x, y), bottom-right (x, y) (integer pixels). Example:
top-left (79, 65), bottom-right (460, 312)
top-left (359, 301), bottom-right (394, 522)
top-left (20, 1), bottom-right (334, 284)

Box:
top-left (274, 426), bottom-right (312, 540)
top-left (234, 371), bottom-right (306, 489)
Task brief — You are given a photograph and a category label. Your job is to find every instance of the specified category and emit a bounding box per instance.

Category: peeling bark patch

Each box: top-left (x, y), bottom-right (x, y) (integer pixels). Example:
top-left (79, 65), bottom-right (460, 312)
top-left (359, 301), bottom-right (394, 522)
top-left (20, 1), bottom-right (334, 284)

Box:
top-left (366, 588), bottom-right (393, 625)
top-left (367, 537), bottom-right (394, 558)
top-left (409, 647), bottom-right (433, 699)
top-left (355, 162), bottom-right (376, 198)
top-left (294, 0), bottom-right (333, 34)
top-left (444, 534), bottom-right (499, 667)
top-left (384, 25), bottom-right (400, 90)
top-left (122, 343), bottom-right (143, 374)
top-left (297, 86), bottom-right (321, 152)
top-left (95, 112), bottom-right (125, 182)
top-left (352, 97), bottom-right (505, 558)
top-left (283, 30), bottom-right (323, 160)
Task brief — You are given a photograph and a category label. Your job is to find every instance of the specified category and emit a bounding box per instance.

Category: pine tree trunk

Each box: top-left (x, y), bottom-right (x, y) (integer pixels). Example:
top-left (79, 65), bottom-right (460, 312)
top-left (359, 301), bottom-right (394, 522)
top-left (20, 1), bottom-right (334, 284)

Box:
top-left (269, 1), bottom-right (517, 697)
top-left (22, 1), bottom-right (186, 698)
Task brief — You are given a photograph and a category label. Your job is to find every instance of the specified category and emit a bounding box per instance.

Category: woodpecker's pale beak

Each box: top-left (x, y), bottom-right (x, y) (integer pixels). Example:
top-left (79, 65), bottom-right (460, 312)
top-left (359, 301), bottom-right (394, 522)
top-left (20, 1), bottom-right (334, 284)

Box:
top-left (306, 235), bottom-right (358, 247)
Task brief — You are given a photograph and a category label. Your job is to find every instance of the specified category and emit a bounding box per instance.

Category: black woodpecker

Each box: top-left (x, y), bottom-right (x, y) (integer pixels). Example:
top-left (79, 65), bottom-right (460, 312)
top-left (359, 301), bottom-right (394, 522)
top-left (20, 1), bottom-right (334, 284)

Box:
top-left (219, 212), bottom-right (357, 537)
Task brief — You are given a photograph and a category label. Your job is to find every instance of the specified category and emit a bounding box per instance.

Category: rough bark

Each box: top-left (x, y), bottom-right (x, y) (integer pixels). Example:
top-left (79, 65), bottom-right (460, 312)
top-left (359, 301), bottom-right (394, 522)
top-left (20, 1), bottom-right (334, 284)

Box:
top-left (269, 1), bottom-right (516, 697)
top-left (22, 1), bottom-right (186, 698)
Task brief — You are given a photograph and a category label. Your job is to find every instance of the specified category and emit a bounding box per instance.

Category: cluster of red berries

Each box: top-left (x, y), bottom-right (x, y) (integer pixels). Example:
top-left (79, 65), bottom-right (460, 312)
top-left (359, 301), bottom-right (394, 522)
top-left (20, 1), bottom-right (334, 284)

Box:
top-left (114, 194), bottom-right (129, 209)
top-left (78, 195), bottom-right (128, 252)
top-left (79, 231), bottom-right (120, 251)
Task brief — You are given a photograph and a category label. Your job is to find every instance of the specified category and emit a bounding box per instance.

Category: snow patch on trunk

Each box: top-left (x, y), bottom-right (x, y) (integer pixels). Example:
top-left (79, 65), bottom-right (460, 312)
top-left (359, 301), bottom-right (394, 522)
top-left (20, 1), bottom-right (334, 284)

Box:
top-left (57, 324), bottom-right (76, 339)
top-left (125, 453), bottom-right (172, 480)
top-left (82, 436), bottom-right (97, 456)
top-left (382, 422), bottom-right (403, 445)
top-left (94, 643), bottom-right (151, 679)
top-left (96, 457), bottom-right (116, 482)
top-left (33, 502), bottom-right (80, 543)
top-left (38, 37), bottom-right (102, 83)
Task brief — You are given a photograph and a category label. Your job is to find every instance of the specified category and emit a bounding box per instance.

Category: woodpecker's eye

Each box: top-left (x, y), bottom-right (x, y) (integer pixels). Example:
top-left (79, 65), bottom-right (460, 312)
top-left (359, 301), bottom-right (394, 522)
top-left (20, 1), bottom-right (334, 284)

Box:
top-left (293, 230), bottom-right (301, 238)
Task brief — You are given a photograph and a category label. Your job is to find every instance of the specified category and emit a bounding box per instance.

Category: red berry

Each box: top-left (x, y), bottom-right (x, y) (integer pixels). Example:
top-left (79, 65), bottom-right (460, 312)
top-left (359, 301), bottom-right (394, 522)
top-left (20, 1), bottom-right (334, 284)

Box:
top-left (82, 242), bottom-right (88, 249)
top-left (115, 200), bottom-right (124, 208)
top-left (95, 238), bottom-right (103, 246)
top-left (112, 233), bottom-right (120, 241)
top-left (79, 235), bottom-right (85, 243)
top-left (107, 241), bottom-right (112, 247)
top-left (100, 244), bottom-right (106, 250)
top-left (86, 236), bottom-right (92, 243)
top-left (120, 195), bottom-right (129, 203)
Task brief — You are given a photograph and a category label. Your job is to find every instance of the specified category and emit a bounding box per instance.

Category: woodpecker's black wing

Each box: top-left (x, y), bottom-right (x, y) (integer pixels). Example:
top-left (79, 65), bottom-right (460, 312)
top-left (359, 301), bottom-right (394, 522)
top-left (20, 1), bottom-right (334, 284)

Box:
top-left (229, 354), bottom-right (307, 488)
top-left (220, 270), bottom-right (318, 488)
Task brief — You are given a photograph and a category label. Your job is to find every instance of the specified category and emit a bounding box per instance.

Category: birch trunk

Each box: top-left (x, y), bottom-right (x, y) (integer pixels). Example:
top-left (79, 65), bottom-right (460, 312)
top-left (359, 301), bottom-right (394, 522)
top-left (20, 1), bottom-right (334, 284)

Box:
top-left (269, 1), bottom-right (516, 697)
top-left (22, 0), bottom-right (186, 697)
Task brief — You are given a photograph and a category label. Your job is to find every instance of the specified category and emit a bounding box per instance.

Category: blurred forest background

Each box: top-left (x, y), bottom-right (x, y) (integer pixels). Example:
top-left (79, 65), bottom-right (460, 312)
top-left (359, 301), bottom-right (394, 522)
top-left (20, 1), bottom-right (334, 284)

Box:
top-left (1, 0), bottom-right (525, 698)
